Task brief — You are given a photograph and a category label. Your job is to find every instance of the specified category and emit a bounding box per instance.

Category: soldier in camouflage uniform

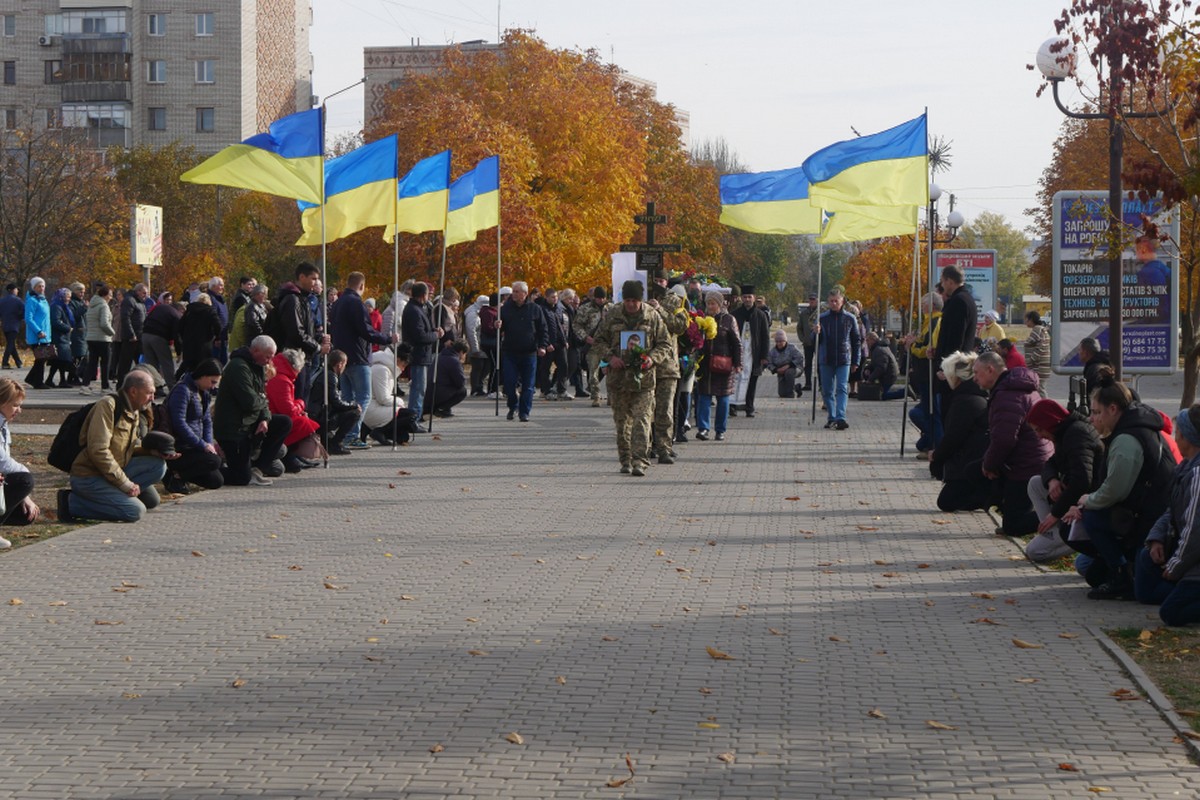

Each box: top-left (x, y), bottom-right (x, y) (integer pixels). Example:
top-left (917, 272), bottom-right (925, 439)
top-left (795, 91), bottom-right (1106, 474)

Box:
top-left (574, 286), bottom-right (613, 407)
top-left (592, 280), bottom-right (672, 476)
top-left (646, 275), bottom-right (689, 464)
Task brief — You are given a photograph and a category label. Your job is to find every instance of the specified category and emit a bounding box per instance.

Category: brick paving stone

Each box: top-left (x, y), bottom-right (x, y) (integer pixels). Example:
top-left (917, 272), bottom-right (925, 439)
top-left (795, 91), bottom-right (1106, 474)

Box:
top-left (0, 387), bottom-right (1197, 798)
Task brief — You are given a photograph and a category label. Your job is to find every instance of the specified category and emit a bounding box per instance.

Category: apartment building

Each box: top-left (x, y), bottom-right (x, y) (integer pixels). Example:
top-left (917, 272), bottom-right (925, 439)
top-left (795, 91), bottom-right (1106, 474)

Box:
top-left (0, 0), bottom-right (313, 152)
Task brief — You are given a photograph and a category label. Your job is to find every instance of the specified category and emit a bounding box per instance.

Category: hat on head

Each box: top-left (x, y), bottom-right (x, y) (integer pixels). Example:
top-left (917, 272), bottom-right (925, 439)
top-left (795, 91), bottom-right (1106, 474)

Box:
top-left (476, 294), bottom-right (488, 305)
top-left (141, 430), bottom-right (176, 457)
top-left (668, 284), bottom-right (687, 298)
top-left (191, 358), bottom-right (223, 379)
top-left (740, 284), bottom-right (756, 296)
top-left (30, 277), bottom-right (44, 289)
top-left (1026, 398), bottom-right (1069, 433)
top-left (499, 286), bottom-right (513, 296)
top-left (592, 286), bottom-right (607, 299)
top-left (986, 310), bottom-right (1000, 322)
top-left (622, 280), bottom-right (644, 301)
top-left (808, 293), bottom-right (818, 300)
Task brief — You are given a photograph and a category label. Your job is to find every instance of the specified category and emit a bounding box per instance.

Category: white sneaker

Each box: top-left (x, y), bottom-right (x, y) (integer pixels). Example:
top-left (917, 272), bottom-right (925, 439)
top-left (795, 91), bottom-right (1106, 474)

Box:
top-left (486, 392), bottom-right (497, 399)
top-left (0, 535), bottom-right (10, 549)
top-left (249, 468), bottom-right (273, 486)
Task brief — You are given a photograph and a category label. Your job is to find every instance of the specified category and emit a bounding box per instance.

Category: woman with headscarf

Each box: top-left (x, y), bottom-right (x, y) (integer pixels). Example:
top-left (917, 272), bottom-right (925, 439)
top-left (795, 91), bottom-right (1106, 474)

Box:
top-left (694, 291), bottom-right (741, 442)
top-left (929, 351), bottom-right (991, 513)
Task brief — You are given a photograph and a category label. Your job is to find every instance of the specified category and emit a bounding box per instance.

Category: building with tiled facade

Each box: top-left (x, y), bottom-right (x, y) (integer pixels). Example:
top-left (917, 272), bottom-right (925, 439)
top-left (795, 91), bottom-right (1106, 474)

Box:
top-left (0, 0), bottom-right (313, 153)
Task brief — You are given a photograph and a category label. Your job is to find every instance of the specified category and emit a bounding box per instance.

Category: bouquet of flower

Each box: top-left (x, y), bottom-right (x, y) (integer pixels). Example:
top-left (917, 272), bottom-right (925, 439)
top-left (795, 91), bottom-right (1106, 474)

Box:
top-left (626, 343), bottom-right (653, 390)
top-left (695, 315), bottom-right (718, 340)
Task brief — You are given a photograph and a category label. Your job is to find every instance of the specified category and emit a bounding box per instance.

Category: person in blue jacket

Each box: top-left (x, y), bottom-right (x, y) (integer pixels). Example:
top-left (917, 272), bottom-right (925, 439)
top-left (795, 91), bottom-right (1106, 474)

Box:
top-left (23, 277), bottom-right (50, 389)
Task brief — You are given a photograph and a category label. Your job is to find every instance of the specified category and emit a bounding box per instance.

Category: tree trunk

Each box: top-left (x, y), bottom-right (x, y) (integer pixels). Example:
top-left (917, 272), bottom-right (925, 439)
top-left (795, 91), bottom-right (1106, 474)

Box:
top-left (1183, 342), bottom-right (1200, 409)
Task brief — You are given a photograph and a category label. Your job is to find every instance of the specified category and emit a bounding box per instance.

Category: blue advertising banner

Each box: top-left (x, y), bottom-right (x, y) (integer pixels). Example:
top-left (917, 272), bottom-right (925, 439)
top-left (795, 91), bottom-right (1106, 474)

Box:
top-left (1051, 191), bottom-right (1179, 374)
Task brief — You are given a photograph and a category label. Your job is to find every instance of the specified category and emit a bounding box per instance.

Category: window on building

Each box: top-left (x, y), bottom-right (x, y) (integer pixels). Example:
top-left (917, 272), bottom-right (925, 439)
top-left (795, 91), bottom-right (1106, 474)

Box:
top-left (195, 107), bottom-right (214, 133)
top-left (61, 102), bottom-right (130, 147)
top-left (66, 53), bottom-right (130, 82)
top-left (148, 107), bottom-right (166, 131)
top-left (148, 14), bottom-right (165, 36)
top-left (195, 13), bottom-right (213, 36)
top-left (195, 60), bottom-right (214, 84)
top-left (4, 109), bottom-right (16, 130)
top-left (59, 10), bottom-right (127, 35)
top-left (44, 15), bottom-right (63, 37)
top-left (45, 108), bottom-right (61, 129)
top-left (147, 60), bottom-right (166, 84)
top-left (3, 15), bottom-right (15, 37)
top-left (44, 60), bottom-right (63, 84)
top-left (3, 62), bottom-right (15, 86)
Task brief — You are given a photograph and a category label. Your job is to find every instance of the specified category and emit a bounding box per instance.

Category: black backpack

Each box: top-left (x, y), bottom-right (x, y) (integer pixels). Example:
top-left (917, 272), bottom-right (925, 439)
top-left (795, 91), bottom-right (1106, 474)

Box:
top-left (47, 395), bottom-right (129, 472)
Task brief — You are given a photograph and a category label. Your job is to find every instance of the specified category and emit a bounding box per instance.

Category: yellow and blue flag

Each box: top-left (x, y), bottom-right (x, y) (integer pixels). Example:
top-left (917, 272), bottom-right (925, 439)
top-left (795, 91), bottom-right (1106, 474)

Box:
top-left (383, 150), bottom-right (452, 243)
top-left (718, 166), bottom-right (824, 235)
top-left (818, 204), bottom-right (918, 245)
top-left (181, 108), bottom-right (323, 204)
top-left (295, 134), bottom-right (398, 246)
top-left (445, 155), bottom-right (500, 247)
top-left (803, 114), bottom-right (929, 212)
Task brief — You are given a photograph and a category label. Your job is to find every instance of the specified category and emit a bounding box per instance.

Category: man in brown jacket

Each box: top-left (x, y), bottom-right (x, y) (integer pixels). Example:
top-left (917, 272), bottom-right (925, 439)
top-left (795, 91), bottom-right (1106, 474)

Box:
top-left (61, 369), bottom-right (171, 522)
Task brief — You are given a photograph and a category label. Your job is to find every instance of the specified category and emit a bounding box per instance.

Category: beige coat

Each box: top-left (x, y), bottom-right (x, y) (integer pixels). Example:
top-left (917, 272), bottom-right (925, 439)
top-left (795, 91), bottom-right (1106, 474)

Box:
top-left (70, 394), bottom-right (152, 491)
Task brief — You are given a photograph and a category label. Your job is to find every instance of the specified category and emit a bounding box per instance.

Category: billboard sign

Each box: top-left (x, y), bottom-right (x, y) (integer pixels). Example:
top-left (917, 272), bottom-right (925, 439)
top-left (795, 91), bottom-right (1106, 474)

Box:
top-left (131, 204), bottom-right (163, 267)
top-left (933, 249), bottom-right (996, 325)
top-left (1051, 191), bottom-right (1178, 374)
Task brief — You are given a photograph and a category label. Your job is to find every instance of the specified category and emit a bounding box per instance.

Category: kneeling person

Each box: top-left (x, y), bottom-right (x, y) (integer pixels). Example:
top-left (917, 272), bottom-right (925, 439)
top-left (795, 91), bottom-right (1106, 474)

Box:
top-left (64, 369), bottom-right (172, 522)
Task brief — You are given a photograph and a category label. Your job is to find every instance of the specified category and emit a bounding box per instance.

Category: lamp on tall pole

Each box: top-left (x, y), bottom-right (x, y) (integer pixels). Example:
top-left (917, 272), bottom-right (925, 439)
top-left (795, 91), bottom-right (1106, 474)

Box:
top-left (1037, 30), bottom-right (1169, 380)
top-left (926, 182), bottom-right (964, 294)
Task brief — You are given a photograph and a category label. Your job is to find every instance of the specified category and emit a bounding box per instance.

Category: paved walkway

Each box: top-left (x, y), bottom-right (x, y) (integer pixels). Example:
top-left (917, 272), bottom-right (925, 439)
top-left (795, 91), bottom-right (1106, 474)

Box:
top-left (0, 386), bottom-right (1197, 798)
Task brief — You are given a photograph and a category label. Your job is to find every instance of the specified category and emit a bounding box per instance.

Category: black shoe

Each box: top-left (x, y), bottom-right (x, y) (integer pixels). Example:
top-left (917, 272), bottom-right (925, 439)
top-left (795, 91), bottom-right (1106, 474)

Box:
top-left (695, 430), bottom-right (709, 441)
top-left (715, 432), bottom-right (725, 441)
top-left (164, 477), bottom-right (190, 495)
top-left (412, 424), bottom-right (428, 433)
top-left (824, 420), bottom-right (835, 429)
top-left (434, 409), bottom-right (454, 418)
top-left (729, 407), bottom-right (739, 417)
top-left (744, 411), bottom-right (756, 418)
top-left (328, 444), bottom-right (352, 456)
top-left (834, 419), bottom-right (849, 430)
top-left (1087, 575), bottom-right (1135, 601)
top-left (507, 409), bottom-right (516, 421)
top-left (260, 459), bottom-right (285, 478)
top-left (674, 432), bottom-right (688, 443)
top-left (56, 489), bottom-right (72, 523)
top-left (519, 415), bottom-right (529, 422)
top-left (658, 453), bottom-right (675, 465)
top-left (298, 457), bottom-right (321, 468)
top-left (283, 456), bottom-right (305, 474)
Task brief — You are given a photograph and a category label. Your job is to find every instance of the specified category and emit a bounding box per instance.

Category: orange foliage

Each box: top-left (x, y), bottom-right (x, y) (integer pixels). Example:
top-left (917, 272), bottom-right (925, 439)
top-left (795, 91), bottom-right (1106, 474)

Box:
top-left (843, 236), bottom-right (919, 320)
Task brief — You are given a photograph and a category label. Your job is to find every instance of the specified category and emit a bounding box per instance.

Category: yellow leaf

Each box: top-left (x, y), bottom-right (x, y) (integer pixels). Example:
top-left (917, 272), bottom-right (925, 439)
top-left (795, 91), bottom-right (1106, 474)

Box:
top-left (828, 635), bottom-right (846, 642)
top-left (94, 619), bottom-right (123, 625)
top-left (265, 634), bottom-right (288, 640)
top-left (605, 777), bottom-right (631, 788)
top-left (972, 617), bottom-right (1003, 625)
top-left (323, 582), bottom-right (344, 590)
top-left (122, 692), bottom-right (141, 699)
top-left (366, 637), bottom-right (379, 643)
top-left (467, 649), bottom-right (489, 656)
top-left (505, 731), bottom-right (524, 745)
top-left (400, 595), bottom-right (416, 601)
top-left (716, 751), bottom-right (736, 763)
top-left (868, 708), bottom-right (887, 719)
top-left (1058, 633), bottom-right (1080, 640)
top-left (697, 722), bottom-right (721, 729)
top-left (706, 646), bottom-right (736, 660)
top-left (191, 551), bottom-right (205, 557)
top-left (465, 617), bottom-right (479, 623)
top-left (1138, 629), bottom-right (1154, 642)
top-left (874, 560), bottom-right (892, 566)
top-left (768, 628), bottom-right (784, 636)
top-left (1015, 678), bottom-right (1040, 684)
top-left (602, 635), bottom-right (619, 642)
top-left (925, 720), bottom-right (958, 730)
top-left (699, 687), bottom-right (712, 694)
top-left (231, 678), bottom-right (246, 688)
top-left (384, 553), bottom-right (394, 558)
top-left (429, 743), bottom-right (445, 753)
top-left (8, 597), bottom-right (22, 606)
top-left (48, 601), bottom-right (67, 607)
top-left (1012, 639), bottom-right (1044, 649)
top-left (555, 675), bottom-right (566, 685)
top-left (971, 592), bottom-right (994, 600)
top-left (1087, 788), bottom-right (1113, 794)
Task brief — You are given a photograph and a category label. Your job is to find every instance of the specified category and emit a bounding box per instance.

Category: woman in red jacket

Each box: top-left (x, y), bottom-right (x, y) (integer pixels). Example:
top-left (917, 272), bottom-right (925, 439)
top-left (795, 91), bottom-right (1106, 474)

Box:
top-left (266, 349), bottom-right (320, 472)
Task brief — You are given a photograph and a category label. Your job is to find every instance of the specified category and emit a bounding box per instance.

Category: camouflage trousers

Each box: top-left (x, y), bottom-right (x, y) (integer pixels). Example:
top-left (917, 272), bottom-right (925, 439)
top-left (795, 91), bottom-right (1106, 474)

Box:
top-left (652, 376), bottom-right (678, 455)
top-left (610, 388), bottom-right (654, 469)
top-left (586, 349), bottom-right (605, 401)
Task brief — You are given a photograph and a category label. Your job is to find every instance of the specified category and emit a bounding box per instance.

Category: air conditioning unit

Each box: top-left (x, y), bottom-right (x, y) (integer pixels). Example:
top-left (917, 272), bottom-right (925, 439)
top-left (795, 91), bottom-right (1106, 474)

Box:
top-left (37, 35), bottom-right (52, 46)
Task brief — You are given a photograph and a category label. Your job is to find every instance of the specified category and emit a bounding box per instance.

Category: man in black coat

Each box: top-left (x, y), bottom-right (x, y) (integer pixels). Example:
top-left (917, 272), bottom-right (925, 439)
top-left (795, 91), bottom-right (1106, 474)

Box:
top-left (730, 284), bottom-right (770, 417)
top-left (330, 271), bottom-right (396, 446)
top-left (271, 262), bottom-right (329, 403)
top-left (1080, 337), bottom-right (1112, 400)
top-left (400, 281), bottom-right (442, 427)
top-left (932, 265), bottom-right (977, 420)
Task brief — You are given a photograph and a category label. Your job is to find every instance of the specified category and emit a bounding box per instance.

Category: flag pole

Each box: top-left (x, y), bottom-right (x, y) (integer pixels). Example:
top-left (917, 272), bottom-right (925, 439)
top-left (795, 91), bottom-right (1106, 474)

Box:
top-left (319, 104), bottom-right (329, 468)
top-left (390, 167), bottom-right (401, 452)
top-left (426, 171), bottom-right (452, 435)
top-left (494, 159), bottom-right (503, 417)
top-left (810, 240), bottom-right (823, 424)
top-left (900, 206), bottom-right (920, 457)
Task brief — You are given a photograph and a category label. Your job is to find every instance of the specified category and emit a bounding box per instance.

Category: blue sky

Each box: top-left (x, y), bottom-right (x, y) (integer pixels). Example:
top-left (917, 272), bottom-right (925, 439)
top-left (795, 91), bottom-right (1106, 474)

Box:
top-left (313, 0), bottom-right (1094, 232)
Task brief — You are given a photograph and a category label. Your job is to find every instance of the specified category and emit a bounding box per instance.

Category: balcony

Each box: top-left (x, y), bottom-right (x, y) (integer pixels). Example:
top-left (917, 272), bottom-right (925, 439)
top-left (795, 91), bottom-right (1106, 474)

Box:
top-left (61, 33), bottom-right (130, 55)
top-left (61, 81), bottom-right (130, 103)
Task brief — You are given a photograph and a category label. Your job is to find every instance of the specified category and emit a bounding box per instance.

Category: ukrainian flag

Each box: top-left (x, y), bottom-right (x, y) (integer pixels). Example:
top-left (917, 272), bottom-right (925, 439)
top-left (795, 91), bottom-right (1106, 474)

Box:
top-left (383, 150), bottom-right (452, 243)
top-left (295, 134), bottom-right (398, 246)
top-left (445, 155), bottom-right (500, 247)
top-left (718, 166), bottom-right (824, 235)
top-left (818, 204), bottom-right (918, 245)
top-left (803, 114), bottom-right (929, 212)
top-left (181, 108), bottom-right (323, 204)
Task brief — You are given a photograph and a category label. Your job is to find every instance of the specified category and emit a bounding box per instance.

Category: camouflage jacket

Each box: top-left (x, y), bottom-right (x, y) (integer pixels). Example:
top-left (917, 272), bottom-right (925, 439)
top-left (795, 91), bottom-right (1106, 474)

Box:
top-left (573, 299), bottom-right (612, 343)
top-left (592, 303), bottom-right (672, 394)
top-left (652, 293), bottom-right (689, 379)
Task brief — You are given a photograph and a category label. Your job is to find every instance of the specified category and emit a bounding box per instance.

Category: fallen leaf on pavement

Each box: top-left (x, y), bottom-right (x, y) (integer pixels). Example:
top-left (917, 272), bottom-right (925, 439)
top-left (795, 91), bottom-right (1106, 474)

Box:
top-left (784, 496), bottom-right (800, 501)
top-left (556, 676), bottom-right (566, 685)
top-left (1015, 678), bottom-right (1040, 684)
top-left (505, 731), bottom-right (524, 745)
top-left (397, 470), bottom-right (411, 476)
top-left (122, 692), bottom-right (141, 699)
top-left (918, 563), bottom-right (931, 569)
top-left (48, 601), bottom-right (67, 607)
top-left (602, 635), bottom-right (619, 642)
top-left (868, 708), bottom-right (887, 719)
top-left (265, 634), bottom-right (288, 640)
top-left (1012, 639), bottom-right (1043, 649)
top-left (467, 650), bottom-right (489, 656)
top-left (768, 628), bottom-right (784, 636)
top-left (1138, 629), bottom-right (1154, 642)
top-left (716, 751), bottom-right (736, 763)
top-left (882, 572), bottom-right (901, 578)
top-left (94, 619), bottom-right (123, 625)
top-left (1058, 633), bottom-right (1080, 640)
top-left (465, 617), bottom-right (479, 623)
top-left (932, 519), bottom-right (951, 525)
top-left (971, 592), bottom-right (994, 600)
top-left (874, 560), bottom-right (892, 566)
top-left (1087, 788), bottom-right (1112, 794)
top-left (288, 565), bottom-right (303, 571)
top-left (231, 678), bottom-right (246, 688)
top-left (1058, 763), bottom-right (1078, 771)
top-left (706, 646), bottom-right (736, 660)
top-left (925, 720), bottom-right (958, 730)
top-left (191, 551), bottom-right (204, 557)
top-left (972, 618), bottom-right (1003, 625)
top-left (400, 595), bottom-right (416, 601)
top-left (8, 598), bottom-right (22, 606)
top-left (828, 635), bottom-right (846, 642)
top-left (323, 582), bottom-right (344, 590)
top-left (697, 722), bottom-right (721, 729)
top-left (429, 743), bottom-right (444, 753)
top-left (699, 687), bottom-right (712, 694)
top-left (856, 525), bottom-right (879, 531)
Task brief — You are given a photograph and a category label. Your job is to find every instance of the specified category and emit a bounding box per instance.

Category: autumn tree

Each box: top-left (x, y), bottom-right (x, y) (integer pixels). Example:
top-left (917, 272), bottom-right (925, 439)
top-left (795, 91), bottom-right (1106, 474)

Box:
top-left (362, 30), bottom-right (723, 297)
top-left (842, 236), bottom-right (920, 322)
top-left (1037, 0), bottom-right (1200, 402)
top-left (0, 119), bottom-right (126, 290)
top-left (957, 212), bottom-right (1032, 314)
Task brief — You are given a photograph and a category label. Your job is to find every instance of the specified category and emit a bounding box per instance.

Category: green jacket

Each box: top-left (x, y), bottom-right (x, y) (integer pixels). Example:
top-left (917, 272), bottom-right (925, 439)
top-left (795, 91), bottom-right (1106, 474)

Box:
top-left (212, 347), bottom-right (270, 441)
top-left (592, 302), bottom-right (672, 393)
top-left (652, 293), bottom-right (689, 379)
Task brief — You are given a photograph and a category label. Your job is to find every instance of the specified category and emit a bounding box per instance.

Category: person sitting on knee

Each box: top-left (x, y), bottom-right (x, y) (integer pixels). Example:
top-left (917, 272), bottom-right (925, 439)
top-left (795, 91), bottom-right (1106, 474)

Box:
top-left (62, 370), bottom-right (173, 522)
top-left (165, 358), bottom-right (225, 494)
top-left (0, 377), bottom-right (39, 545)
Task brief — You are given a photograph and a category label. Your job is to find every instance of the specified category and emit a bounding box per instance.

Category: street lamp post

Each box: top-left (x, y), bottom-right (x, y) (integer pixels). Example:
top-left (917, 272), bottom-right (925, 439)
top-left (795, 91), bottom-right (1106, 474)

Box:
top-left (926, 182), bottom-right (964, 295)
top-left (1037, 34), bottom-right (1168, 380)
